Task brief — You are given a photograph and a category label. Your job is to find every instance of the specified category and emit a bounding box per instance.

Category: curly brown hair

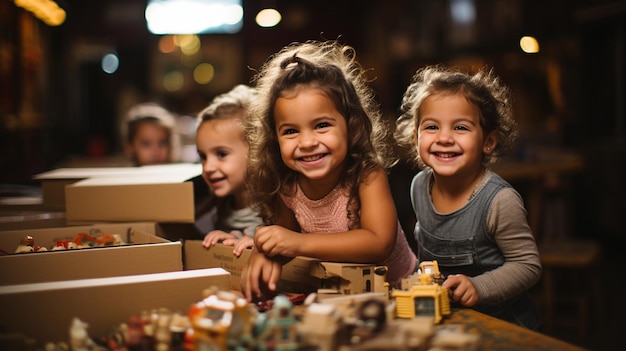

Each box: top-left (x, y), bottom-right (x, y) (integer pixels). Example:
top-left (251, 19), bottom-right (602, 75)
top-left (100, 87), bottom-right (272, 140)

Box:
top-left (246, 40), bottom-right (395, 227)
top-left (394, 65), bottom-right (518, 169)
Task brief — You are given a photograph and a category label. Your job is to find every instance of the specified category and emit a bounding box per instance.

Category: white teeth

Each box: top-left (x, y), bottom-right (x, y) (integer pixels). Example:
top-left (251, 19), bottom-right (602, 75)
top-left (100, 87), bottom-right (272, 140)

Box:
top-left (436, 153), bottom-right (456, 158)
top-left (302, 154), bottom-right (323, 162)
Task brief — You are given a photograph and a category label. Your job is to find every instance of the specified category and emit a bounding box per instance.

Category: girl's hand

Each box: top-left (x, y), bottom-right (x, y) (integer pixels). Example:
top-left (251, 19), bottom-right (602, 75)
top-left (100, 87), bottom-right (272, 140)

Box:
top-left (202, 230), bottom-right (239, 248)
top-left (254, 225), bottom-right (300, 257)
top-left (232, 236), bottom-right (254, 257)
top-left (241, 248), bottom-right (282, 301)
top-left (442, 274), bottom-right (480, 307)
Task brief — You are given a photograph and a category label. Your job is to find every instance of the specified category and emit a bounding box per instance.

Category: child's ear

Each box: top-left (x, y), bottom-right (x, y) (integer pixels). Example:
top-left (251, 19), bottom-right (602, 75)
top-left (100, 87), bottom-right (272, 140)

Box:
top-left (483, 131), bottom-right (498, 154)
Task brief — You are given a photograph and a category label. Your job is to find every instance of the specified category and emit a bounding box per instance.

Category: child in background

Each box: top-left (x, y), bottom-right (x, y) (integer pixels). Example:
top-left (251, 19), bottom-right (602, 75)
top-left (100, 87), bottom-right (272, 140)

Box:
top-left (394, 65), bottom-right (542, 329)
top-left (242, 40), bottom-right (417, 301)
top-left (123, 102), bottom-right (180, 166)
top-left (196, 84), bottom-right (263, 256)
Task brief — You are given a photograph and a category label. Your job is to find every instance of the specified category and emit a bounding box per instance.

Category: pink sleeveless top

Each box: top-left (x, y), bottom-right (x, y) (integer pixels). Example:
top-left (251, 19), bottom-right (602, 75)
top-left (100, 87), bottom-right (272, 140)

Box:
top-left (280, 183), bottom-right (416, 284)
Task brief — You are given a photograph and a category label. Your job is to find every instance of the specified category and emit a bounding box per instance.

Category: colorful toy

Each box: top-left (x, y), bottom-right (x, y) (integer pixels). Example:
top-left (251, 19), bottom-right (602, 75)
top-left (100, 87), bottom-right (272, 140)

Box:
top-left (30, 263), bottom-right (477, 350)
top-left (14, 231), bottom-right (126, 254)
top-left (298, 292), bottom-right (435, 351)
top-left (15, 235), bottom-right (47, 253)
top-left (392, 261), bottom-right (451, 323)
top-left (69, 318), bottom-right (96, 351)
top-left (255, 295), bottom-right (299, 351)
top-left (187, 287), bottom-right (257, 350)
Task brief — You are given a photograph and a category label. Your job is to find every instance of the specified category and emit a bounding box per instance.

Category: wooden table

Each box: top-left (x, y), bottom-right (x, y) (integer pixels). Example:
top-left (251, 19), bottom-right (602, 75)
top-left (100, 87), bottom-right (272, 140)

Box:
top-left (443, 308), bottom-right (587, 351)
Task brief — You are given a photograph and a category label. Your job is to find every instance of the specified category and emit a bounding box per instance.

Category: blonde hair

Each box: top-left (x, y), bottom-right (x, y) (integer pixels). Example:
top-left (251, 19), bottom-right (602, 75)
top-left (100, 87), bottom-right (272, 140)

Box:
top-left (395, 65), bottom-right (518, 169)
top-left (195, 84), bottom-right (256, 230)
top-left (196, 84), bottom-right (256, 142)
top-left (246, 40), bottom-right (395, 226)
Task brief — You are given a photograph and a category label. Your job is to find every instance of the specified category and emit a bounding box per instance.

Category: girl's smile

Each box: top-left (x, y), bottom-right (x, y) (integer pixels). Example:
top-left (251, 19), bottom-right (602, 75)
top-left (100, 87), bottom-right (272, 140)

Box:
top-left (196, 117), bottom-right (249, 208)
top-left (417, 92), bottom-right (491, 178)
top-left (274, 87), bottom-right (348, 193)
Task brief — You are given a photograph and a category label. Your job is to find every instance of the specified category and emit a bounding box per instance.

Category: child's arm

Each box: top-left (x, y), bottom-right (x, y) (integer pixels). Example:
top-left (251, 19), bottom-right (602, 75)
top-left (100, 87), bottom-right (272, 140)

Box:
top-left (254, 168), bottom-right (397, 262)
top-left (448, 188), bottom-right (543, 305)
top-left (242, 199), bottom-right (299, 301)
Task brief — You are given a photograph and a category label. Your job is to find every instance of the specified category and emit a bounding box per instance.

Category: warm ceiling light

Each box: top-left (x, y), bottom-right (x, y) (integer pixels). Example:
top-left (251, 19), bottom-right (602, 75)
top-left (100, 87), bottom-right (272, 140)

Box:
top-left (146, 0), bottom-right (243, 34)
top-left (520, 36), bottom-right (540, 53)
top-left (14, 0), bottom-right (66, 26)
top-left (256, 8), bottom-right (281, 28)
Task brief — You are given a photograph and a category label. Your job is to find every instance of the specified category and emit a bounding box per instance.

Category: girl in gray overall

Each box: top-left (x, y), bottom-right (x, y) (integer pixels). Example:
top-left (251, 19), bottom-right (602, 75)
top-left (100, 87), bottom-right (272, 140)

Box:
top-left (395, 65), bottom-right (542, 330)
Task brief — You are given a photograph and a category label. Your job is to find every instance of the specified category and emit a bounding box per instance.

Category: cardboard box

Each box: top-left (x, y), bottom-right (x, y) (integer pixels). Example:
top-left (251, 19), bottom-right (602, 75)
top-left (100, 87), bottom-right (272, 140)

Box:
top-left (33, 167), bottom-right (148, 209)
top-left (0, 268), bottom-right (230, 344)
top-left (0, 207), bottom-right (67, 231)
top-left (0, 222), bottom-right (182, 285)
top-left (184, 240), bottom-right (255, 291)
top-left (64, 163), bottom-right (207, 224)
top-left (183, 241), bottom-right (387, 294)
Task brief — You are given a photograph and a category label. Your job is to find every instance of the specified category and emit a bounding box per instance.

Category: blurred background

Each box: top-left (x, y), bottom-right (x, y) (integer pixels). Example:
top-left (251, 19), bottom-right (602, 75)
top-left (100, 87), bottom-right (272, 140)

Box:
top-left (1, 0), bottom-right (625, 349)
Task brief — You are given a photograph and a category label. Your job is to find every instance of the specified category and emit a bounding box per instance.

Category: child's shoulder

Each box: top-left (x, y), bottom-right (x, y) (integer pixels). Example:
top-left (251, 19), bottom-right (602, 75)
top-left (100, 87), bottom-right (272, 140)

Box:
top-left (361, 166), bottom-right (390, 185)
top-left (410, 168), bottom-right (433, 186)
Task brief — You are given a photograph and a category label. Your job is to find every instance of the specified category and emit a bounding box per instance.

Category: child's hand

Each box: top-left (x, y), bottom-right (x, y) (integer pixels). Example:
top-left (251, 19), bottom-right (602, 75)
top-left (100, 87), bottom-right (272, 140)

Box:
top-left (442, 274), bottom-right (480, 307)
top-left (232, 236), bottom-right (254, 257)
top-left (241, 248), bottom-right (282, 301)
top-left (254, 225), bottom-right (300, 257)
top-left (202, 230), bottom-right (238, 248)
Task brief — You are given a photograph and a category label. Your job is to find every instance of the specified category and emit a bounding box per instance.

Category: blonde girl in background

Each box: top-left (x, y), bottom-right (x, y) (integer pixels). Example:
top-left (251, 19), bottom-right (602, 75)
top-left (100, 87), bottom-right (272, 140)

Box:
top-left (122, 102), bottom-right (180, 166)
top-left (196, 84), bottom-right (263, 256)
top-left (242, 40), bottom-right (417, 301)
top-left (394, 65), bottom-right (542, 330)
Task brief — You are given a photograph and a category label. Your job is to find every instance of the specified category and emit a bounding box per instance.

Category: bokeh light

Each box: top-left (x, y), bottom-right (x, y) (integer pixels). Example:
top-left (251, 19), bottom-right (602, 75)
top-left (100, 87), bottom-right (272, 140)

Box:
top-left (256, 8), bottom-right (282, 28)
top-left (101, 53), bottom-right (119, 74)
top-left (193, 63), bottom-right (215, 85)
top-left (520, 36), bottom-right (540, 54)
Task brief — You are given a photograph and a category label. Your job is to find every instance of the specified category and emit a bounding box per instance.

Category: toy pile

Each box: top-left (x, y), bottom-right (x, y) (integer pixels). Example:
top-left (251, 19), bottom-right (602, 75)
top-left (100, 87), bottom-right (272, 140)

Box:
top-left (12, 230), bottom-right (126, 254)
top-left (29, 287), bottom-right (479, 351)
top-left (1, 261), bottom-right (480, 350)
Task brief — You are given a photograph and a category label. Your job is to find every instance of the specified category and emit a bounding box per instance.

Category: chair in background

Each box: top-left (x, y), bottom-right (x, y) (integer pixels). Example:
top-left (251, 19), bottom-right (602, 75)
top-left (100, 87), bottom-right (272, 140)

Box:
top-left (495, 153), bottom-right (603, 338)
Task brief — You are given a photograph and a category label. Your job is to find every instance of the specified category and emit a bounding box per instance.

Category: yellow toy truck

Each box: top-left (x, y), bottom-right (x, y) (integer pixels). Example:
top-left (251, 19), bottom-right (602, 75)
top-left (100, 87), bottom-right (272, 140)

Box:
top-left (392, 260), bottom-right (451, 324)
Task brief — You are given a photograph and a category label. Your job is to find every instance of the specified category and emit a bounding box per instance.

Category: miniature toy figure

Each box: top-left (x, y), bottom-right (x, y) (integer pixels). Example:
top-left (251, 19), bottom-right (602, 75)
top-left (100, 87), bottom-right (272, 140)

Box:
top-left (99, 324), bottom-right (128, 351)
top-left (73, 232), bottom-right (97, 249)
top-left (298, 292), bottom-right (436, 351)
top-left (15, 235), bottom-right (47, 253)
top-left (125, 316), bottom-right (144, 349)
top-left (169, 312), bottom-right (190, 351)
top-left (51, 239), bottom-right (79, 251)
top-left (15, 230), bottom-right (126, 254)
top-left (187, 287), bottom-right (257, 350)
top-left (298, 302), bottom-right (343, 351)
top-left (255, 295), bottom-right (299, 351)
top-left (69, 317), bottom-right (95, 351)
top-left (153, 308), bottom-right (173, 351)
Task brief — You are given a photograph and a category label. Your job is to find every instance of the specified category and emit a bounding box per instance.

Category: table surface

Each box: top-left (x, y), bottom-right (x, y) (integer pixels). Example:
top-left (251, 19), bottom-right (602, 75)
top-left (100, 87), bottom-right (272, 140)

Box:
top-left (444, 308), bottom-right (587, 351)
